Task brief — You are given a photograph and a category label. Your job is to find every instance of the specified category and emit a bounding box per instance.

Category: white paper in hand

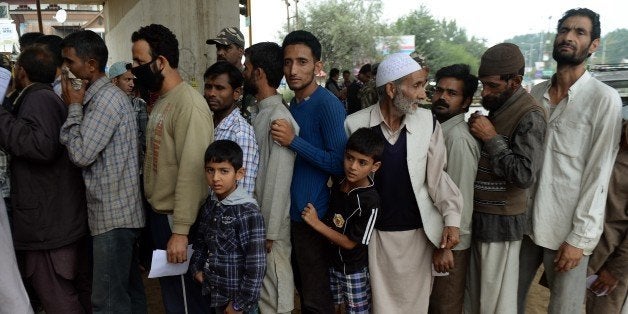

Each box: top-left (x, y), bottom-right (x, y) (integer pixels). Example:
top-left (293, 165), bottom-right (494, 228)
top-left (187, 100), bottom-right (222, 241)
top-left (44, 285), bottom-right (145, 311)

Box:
top-left (148, 245), bottom-right (194, 278)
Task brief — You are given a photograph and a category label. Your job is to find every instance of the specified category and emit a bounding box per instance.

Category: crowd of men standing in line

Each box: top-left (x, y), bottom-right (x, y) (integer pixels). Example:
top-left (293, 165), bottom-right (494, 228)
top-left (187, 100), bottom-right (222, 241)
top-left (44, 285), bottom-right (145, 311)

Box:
top-left (0, 6), bottom-right (625, 314)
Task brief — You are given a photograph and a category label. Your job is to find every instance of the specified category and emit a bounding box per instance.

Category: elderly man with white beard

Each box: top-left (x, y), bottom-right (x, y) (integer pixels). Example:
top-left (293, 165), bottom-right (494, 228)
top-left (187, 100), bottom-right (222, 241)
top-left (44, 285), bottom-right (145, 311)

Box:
top-left (345, 52), bottom-right (463, 313)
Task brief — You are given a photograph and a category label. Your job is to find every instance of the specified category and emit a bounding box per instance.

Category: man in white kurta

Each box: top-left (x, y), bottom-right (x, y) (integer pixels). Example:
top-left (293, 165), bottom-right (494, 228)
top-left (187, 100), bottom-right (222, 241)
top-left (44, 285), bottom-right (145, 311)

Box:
top-left (243, 42), bottom-right (298, 314)
top-left (345, 53), bottom-right (462, 313)
top-left (518, 8), bottom-right (623, 314)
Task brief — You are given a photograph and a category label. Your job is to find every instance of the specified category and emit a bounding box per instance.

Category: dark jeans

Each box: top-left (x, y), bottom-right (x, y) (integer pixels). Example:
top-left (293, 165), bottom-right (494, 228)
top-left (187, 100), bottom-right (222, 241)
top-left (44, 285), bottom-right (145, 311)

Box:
top-left (92, 228), bottom-right (146, 314)
top-left (150, 209), bottom-right (210, 314)
top-left (290, 221), bottom-right (334, 314)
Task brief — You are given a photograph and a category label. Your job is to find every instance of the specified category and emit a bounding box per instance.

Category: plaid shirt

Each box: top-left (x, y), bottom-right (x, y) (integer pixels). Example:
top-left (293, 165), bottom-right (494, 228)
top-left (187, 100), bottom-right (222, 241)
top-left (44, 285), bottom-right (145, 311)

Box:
top-left (60, 76), bottom-right (145, 236)
top-left (190, 186), bottom-right (266, 310)
top-left (214, 109), bottom-right (259, 196)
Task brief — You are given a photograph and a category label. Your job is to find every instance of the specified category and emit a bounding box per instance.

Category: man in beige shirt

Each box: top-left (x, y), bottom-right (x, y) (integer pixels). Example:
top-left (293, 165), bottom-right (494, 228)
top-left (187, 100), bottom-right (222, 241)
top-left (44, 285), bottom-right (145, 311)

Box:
top-left (131, 24), bottom-right (214, 313)
top-left (428, 64), bottom-right (480, 313)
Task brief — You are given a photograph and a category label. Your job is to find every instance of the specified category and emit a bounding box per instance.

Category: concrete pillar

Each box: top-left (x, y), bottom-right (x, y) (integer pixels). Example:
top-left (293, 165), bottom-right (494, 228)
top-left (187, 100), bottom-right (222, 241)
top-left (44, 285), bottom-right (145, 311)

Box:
top-left (104, 0), bottom-right (237, 90)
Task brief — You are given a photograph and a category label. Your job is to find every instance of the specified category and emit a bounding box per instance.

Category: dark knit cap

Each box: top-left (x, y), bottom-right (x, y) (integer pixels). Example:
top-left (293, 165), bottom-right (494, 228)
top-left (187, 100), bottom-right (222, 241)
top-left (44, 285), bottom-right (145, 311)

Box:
top-left (478, 43), bottom-right (524, 77)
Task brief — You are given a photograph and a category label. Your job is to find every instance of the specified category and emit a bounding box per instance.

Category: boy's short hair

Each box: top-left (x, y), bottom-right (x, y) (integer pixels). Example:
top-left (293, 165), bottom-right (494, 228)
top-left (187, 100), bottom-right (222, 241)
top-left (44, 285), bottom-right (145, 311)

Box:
top-left (204, 140), bottom-right (243, 170)
top-left (346, 128), bottom-right (385, 162)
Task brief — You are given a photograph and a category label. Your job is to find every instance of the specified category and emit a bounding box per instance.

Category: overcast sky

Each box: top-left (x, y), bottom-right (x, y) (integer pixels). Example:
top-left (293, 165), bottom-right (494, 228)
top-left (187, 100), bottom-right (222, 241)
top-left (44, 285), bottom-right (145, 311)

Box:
top-left (244, 0), bottom-right (627, 46)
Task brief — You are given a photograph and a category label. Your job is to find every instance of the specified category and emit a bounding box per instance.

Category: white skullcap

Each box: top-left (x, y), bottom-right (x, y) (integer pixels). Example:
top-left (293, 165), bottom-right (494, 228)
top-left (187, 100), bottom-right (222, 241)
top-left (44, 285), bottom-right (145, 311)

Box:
top-left (375, 53), bottom-right (422, 87)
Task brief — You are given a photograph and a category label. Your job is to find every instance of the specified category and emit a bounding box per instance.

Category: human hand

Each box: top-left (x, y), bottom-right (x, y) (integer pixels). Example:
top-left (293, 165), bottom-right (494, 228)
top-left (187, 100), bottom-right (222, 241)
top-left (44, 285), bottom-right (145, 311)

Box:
top-left (432, 248), bottom-right (454, 273)
top-left (224, 301), bottom-right (243, 314)
top-left (265, 240), bottom-right (274, 253)
top-left (270, 118), bottom-right (295, 146)
top-left (440, 226), bottom-right (460, 249)
top-left (194, 271), bottom-right (204, 283)
top-left (166, 233), bottom-right (188, 264)
top-left (590, 269), bottom-right (619, 295)
top-left (468, 113), bottom-right (497, 142)
top-left (554, 242), bottom-right (583, 272)
top-left (60, 68), bottom-right (87, 106)
top-left (301, 203), bottom-right (320, 226)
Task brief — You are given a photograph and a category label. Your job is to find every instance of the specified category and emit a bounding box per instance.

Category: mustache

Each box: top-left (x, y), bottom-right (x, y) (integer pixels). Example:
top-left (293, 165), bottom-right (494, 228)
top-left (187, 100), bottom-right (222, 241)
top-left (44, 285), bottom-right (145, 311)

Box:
top-left (557, 41), bottom-right (575, 49)
top-left (432, 99), bottom-right (449, 108)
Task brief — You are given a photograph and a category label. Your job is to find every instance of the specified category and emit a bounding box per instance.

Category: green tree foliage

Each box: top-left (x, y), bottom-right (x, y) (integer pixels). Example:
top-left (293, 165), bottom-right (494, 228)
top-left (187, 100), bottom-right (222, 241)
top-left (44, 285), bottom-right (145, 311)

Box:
top-left (393, 6), bottom-right (486, 74)
top-left (294, 0), bottom-right (388, 71)
top-left (597, 29), bottom-right (628, 64)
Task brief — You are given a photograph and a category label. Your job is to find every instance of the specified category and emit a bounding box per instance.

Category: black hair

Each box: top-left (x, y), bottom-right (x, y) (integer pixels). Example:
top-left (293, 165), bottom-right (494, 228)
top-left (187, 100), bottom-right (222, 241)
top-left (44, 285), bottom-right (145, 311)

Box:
top-left (330, 68), bottom-right (340, 78)
top-left (203, 61), bottom-right (243, 91)
top-left (19, 32), bottom-right (43, 50)
top-left (282, 30), bottom-right (322, 61)
top-left (342, 70), bottom-right (350, 75)
top-left (244, 42), bottom-right (284, 89)
top-left (17, 44), bottom-right (57, 84)
top-left (434, 64), bottom-right (479, 100)
top-left (61, 30), bottom-right (108, 73)
top-left (204, 140), bottom-right (243, 170)
top-left (131, 24), bottom-right (179, 68)
top-left (346, 128), bottom-right (385, 162)
top-left (35, 35), bottom-right (63, 68)
top-left (558, 8), bottom-right (601, 41)
top-left (358, 63), bottom-right (371, 74)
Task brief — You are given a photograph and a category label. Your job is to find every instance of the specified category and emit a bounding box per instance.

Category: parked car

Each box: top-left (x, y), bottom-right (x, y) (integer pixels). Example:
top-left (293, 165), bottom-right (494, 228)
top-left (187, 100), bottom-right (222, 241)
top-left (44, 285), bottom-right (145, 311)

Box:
top-left (590, 63), bottom-right (628, 119)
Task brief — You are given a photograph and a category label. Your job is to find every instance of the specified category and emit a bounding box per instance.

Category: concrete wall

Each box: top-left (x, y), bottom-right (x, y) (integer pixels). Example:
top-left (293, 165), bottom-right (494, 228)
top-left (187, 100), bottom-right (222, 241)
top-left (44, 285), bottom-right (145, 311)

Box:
top-left (104, 0), bottom-right (237, 90)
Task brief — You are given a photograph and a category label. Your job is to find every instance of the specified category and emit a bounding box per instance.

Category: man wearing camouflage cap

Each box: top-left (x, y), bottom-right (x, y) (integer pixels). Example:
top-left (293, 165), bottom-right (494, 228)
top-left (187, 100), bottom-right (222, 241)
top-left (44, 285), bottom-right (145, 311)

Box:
top-left (466, 43), bottom-right (547, 313)
top-left (206, 27), bottom-right (245, 71)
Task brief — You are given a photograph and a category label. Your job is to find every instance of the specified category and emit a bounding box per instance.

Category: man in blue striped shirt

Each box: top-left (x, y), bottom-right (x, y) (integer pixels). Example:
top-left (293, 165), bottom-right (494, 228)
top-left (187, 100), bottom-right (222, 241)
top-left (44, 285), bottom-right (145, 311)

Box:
top-left (60, 30), bottom-right (146, 314)
top-left (203, 61), bottom-right (259, 196)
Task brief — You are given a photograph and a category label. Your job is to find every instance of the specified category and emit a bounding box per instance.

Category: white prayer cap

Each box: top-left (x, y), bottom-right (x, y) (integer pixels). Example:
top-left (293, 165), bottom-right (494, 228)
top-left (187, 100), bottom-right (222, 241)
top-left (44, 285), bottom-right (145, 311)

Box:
top-left (375, 53), bottom-right (422, 87)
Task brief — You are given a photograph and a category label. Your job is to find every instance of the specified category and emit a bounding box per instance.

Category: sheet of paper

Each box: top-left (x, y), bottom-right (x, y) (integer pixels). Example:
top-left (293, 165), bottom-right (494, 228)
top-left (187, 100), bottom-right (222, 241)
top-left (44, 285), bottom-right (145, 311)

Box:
top-left (0, 67), bottom-right (11, 101)
top-left (148, 245), bottom-right (194, 278)
top-left (586, 274), bottom-right (609, 296)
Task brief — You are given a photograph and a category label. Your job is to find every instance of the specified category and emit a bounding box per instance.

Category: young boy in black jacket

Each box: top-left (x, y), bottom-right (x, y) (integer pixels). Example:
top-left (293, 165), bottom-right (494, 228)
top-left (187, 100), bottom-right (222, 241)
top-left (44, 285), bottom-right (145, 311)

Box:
top-left (301, 128), bottom-right (384, 314)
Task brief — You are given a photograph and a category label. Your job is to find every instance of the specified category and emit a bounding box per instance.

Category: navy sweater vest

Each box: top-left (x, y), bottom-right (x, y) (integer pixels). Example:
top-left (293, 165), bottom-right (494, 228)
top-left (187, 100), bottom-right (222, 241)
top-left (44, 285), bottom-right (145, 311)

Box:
top-left (372, 126), bottom-right (422, 231)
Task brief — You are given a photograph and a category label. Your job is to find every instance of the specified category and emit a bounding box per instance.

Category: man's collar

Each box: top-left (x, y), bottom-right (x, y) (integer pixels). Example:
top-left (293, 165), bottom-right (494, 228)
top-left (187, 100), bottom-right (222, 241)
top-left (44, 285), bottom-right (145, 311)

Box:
top-left (440, 113), bottom-right (465, 131)
top-left (83, 75), bottom-right (109, 105)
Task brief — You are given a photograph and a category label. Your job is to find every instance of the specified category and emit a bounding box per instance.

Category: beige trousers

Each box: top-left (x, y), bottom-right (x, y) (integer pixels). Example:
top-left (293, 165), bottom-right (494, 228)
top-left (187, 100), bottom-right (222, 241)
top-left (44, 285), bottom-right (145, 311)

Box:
top-left (369, 228), bottom-right (434, 314)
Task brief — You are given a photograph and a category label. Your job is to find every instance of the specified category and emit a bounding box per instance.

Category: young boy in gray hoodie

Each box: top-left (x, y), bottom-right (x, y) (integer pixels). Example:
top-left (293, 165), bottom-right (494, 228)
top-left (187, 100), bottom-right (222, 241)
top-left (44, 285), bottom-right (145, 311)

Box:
top-left (190, 140), bottom-right (266, 313)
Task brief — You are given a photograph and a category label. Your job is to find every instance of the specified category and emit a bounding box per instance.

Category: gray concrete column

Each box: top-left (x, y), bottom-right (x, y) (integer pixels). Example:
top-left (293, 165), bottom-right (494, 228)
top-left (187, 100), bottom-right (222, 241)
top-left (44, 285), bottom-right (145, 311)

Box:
top-left (104, 0), bottom-right (237, 90)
